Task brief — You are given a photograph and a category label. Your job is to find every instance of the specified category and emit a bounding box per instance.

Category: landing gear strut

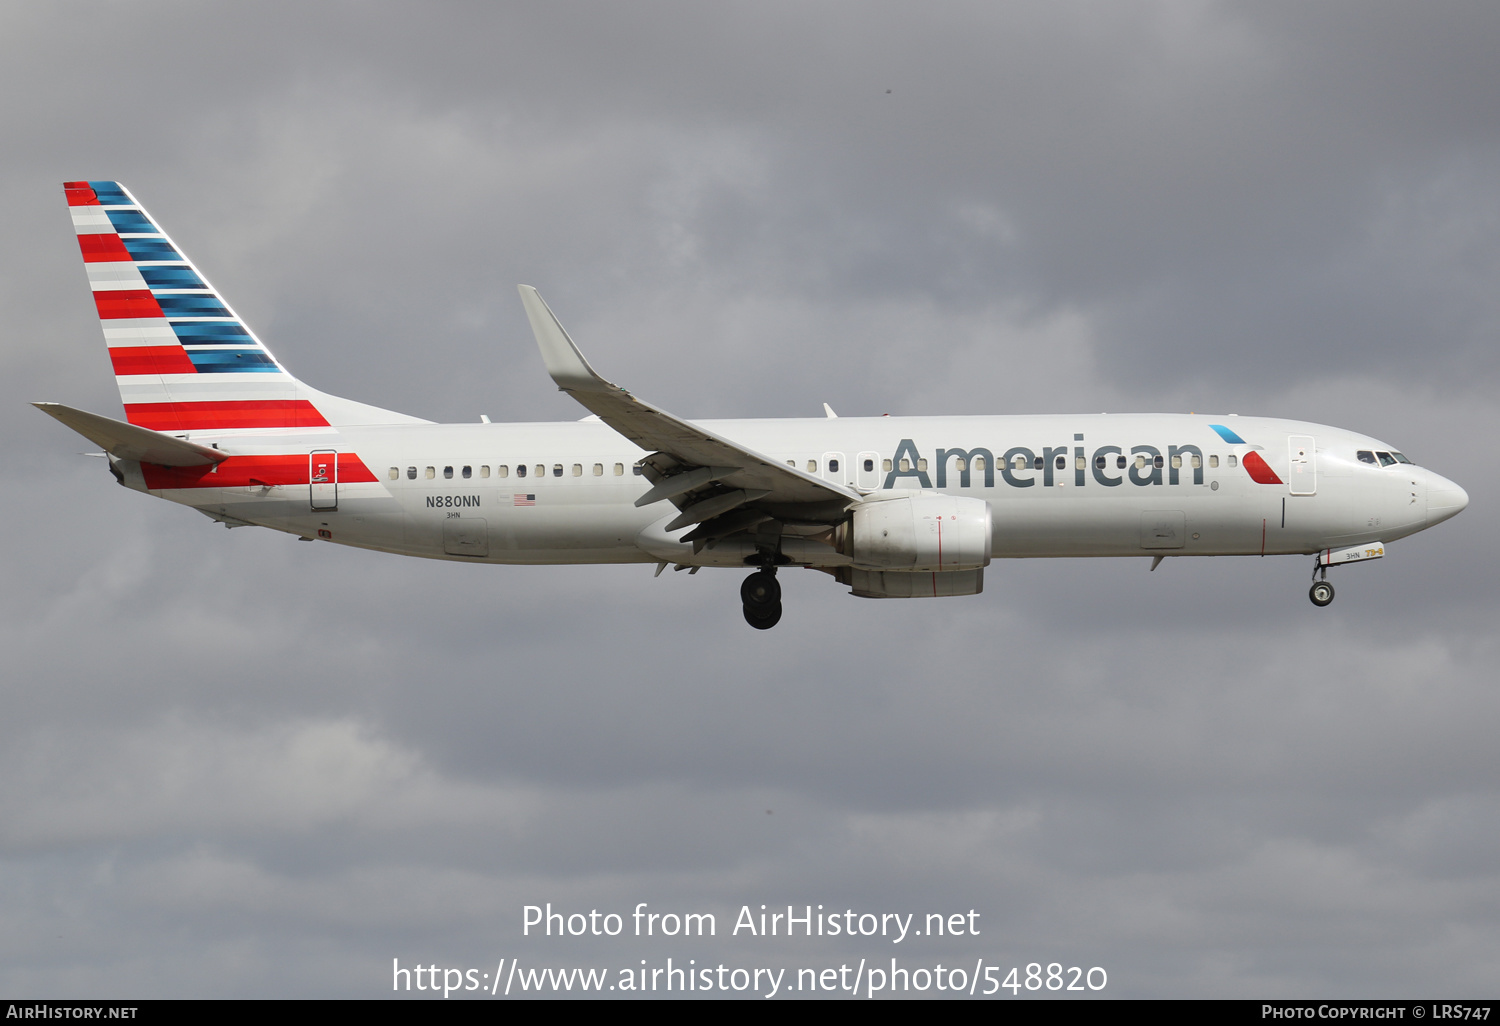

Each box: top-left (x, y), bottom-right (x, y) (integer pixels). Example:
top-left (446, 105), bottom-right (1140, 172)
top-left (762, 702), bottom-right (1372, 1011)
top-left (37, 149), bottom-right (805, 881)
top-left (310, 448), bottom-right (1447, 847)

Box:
top-left (741, 568), bottom-right (782, 630)
top-left (1308, 561), bottom-right (1334, 607)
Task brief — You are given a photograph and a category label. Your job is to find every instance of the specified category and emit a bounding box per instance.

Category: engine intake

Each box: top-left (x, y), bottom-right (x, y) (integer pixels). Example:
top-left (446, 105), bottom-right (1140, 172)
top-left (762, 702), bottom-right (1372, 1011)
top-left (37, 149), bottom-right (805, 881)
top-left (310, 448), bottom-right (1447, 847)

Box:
top-left (847, 493), bottom-right (992, 571)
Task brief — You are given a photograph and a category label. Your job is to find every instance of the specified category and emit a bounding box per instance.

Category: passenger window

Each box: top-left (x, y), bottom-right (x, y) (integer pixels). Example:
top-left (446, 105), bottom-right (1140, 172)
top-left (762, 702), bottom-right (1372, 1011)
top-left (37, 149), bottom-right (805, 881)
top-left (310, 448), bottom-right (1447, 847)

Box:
top-left (1094, 455), bottom-right (1107, 470)
top-left (829, 459), bottom-right (839, 473)
top-left (786, 460), bottom-right (795, 467)
top-left (883, 459), bottom-right (892, 472)
top-left (1171, 455), bottom-right (1182, 469)
top-left (480, 465), bottom-right (490, 478)
top-left (592, 463), bottom-right (603, 476)
top-left (535, 464), bottom-right (545, 477)
top-left (864, 458), bottom-right (875, 472)
top-left (1074, 456), bottom-right (1085, 470)
top-left (1033, 456), bottom-right (1044, 470)
top-left (425, 466), bottom-right (435, 479)
top-left (553, 464), bottom-right (563, 477)
top-left (613, 463), bottom-right (624, 476)
top-left (462, 465), bottom-right (471, 479)
top-left (1191, 455), bottom-right (1201, 469)
top-left (918, 459), bottom-right (928, 472)
top-left (388, 467), bottom-right (399, 480)
top-left (632, 465), bottom-right (643, 475)
top-left (1376, 451), bottom-right (1396, 467)
top-left (900, 458), bottom-right (911, 472)
top-left (407, 466), bottom-right (417, 480)
top-left (1209, 455), bottom-right (1219, 469)
top-left (497, 465), bottom-right (508, 478)
top-left (1014, 455), bottom-right (1028, 470)
top-left (1134, 455), bottom-right (1146, 470)
top-left (973, 456), bottom-right (986, 471)
top-left (1055, 455), bottom-right (1066, 470)
top-left (1228, 455), bottom-right (1238, 468)
top-left (444, 466), bottom-right (454, 479)
top-left (807, 460), bottom-right (818, 473)
top-left (954, 458), bottom-right (967, 472)
top-left (1116, 456), bottom-right (1126, 469)
top-left (516, 464), bottom-right (527, 478)
top-left (1153, 455), bottom-right (1165, 470)
top-left (571, 464), bottom-right (582, 477)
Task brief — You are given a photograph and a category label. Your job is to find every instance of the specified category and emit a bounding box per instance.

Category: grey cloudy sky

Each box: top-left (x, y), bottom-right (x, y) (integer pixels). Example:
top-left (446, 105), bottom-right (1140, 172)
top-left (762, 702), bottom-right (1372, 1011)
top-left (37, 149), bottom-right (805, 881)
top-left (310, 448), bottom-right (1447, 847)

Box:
top-left (2, 0), bottom-right (1496, 999)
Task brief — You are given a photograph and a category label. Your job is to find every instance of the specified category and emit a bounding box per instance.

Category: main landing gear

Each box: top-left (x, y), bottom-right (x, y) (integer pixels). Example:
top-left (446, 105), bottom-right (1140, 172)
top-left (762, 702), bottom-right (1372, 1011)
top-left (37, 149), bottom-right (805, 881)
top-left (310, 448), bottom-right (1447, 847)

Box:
top-left (741, 568), bottom-right (782, 630)
top-left (1309, 560), bottom-right (1334, 607)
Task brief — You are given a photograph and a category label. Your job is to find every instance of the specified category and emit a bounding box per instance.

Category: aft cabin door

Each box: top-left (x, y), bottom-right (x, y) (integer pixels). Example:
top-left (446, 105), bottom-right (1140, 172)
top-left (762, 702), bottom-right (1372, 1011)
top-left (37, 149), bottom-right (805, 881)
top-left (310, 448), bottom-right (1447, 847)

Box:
top-left (1288, 435), bottom-right (1316, 495)
top-left (309, 449), bottom-right (338, 511)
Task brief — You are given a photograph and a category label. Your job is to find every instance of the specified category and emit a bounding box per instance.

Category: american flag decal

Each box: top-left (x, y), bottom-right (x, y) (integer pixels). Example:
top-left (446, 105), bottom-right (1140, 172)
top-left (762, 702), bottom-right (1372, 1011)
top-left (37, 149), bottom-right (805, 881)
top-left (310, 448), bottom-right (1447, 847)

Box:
top-left (513, 493), bottom-right (536, 506)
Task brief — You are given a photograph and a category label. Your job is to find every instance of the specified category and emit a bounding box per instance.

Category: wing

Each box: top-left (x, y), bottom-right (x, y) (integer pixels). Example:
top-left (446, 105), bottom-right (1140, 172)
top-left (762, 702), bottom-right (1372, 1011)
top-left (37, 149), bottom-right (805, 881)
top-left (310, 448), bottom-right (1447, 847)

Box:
top-left (518, 286), bottom-right (858, 549)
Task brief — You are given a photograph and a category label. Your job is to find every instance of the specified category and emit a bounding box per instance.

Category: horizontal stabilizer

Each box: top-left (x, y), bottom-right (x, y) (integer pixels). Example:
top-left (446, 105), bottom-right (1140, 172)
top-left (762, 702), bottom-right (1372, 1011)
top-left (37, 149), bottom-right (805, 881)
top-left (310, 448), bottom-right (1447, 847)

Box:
top-left (33, 402), bottom-right (228, 466)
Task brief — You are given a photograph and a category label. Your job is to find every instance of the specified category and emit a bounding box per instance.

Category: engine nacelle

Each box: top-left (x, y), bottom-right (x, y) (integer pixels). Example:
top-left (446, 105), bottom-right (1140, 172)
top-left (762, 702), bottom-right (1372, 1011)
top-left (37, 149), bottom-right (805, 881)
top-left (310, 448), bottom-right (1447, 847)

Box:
top-left (839, 567), bottom-right (985, 599)
top-left (847, 492), bottom-right (992, 571)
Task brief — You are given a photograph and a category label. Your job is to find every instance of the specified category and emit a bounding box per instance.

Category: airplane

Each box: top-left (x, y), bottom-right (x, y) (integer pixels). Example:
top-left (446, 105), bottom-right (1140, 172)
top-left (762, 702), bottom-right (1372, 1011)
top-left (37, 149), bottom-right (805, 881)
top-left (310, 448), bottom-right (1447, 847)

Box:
top-left (37, 181), bottom-right (1469, 629)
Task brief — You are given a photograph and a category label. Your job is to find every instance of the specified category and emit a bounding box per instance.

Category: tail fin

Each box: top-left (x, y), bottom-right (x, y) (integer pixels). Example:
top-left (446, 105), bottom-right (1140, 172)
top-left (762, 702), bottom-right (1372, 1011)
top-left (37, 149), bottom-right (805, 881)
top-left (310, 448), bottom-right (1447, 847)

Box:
top-left (63, 181), bottom-right (425, 430)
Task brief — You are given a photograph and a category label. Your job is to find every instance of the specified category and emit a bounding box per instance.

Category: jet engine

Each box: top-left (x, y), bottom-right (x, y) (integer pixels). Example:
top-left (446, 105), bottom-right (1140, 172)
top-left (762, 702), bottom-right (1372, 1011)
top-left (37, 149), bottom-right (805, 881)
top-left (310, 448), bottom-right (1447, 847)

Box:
top-left (845, 493), bottom-right (992, 571)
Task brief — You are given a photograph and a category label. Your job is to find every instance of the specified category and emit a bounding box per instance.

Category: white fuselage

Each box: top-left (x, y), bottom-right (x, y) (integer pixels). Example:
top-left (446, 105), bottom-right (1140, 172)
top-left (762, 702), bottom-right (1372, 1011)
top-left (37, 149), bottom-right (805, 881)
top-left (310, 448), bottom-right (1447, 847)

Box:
top-left (116, 412), bottom-right (1459, 568)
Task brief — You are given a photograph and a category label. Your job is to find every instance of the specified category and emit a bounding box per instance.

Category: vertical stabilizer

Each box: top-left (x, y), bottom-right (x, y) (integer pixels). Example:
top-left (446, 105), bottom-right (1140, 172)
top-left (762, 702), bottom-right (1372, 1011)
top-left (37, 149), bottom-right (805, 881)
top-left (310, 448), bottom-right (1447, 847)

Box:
top-left (63, 181), bottom-right (425, 430)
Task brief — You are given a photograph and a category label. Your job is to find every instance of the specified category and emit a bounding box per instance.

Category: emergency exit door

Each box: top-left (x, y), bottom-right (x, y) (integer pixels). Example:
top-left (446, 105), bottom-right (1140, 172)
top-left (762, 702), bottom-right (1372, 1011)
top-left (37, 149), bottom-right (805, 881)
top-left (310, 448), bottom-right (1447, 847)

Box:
top-left (310, 449), bottom-right (338, 510)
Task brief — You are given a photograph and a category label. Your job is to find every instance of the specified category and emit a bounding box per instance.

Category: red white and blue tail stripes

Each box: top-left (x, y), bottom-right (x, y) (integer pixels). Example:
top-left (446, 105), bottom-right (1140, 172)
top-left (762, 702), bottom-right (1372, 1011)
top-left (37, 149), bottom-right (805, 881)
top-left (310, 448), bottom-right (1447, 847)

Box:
top-left (65, 181), bottom-right (329, 431)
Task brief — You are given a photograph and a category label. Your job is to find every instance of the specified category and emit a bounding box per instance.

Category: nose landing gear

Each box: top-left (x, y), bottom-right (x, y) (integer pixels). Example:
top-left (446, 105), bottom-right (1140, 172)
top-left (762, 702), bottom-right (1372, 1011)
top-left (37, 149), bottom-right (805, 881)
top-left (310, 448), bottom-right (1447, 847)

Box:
top-left (741, 568), bottom-right (782, 629)
top-left (1308, 560), bottom-right (1334, 607)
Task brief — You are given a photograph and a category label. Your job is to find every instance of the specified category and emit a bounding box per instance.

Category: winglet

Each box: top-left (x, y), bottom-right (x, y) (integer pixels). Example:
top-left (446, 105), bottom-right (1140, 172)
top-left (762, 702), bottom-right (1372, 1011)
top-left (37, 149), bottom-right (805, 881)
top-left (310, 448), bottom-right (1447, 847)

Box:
top-left (518, 285), bottom-right (612, 394)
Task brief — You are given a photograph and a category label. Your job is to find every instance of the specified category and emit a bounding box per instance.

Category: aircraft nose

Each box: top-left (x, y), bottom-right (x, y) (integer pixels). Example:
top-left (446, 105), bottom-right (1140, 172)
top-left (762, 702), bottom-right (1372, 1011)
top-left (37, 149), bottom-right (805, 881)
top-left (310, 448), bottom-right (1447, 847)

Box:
top-left (1427, 472), bottom-right (1469, 526)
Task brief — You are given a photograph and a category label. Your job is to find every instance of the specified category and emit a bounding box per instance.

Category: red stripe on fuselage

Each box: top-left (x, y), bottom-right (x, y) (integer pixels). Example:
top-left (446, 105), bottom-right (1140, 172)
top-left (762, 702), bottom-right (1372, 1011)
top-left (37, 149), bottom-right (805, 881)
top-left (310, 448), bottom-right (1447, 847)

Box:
top-left (123, 400), bottom-right (331, 431)
top-left (94, 289), bottom-right (164, 319)
top-left (1241, 450), bottom-right (1283, 485)
top-left (78, 233), bottom-right (131, 262)
top-left (142, 453), bottom-right (378, 490)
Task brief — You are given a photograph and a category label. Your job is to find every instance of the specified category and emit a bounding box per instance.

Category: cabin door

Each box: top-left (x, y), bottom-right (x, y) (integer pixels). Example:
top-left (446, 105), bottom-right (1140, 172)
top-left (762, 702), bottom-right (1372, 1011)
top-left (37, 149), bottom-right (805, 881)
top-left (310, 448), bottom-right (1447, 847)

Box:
top-left (1288, 435), bottom-right (1316, 495)
top-left (309, 450), bottom-right (338, 511)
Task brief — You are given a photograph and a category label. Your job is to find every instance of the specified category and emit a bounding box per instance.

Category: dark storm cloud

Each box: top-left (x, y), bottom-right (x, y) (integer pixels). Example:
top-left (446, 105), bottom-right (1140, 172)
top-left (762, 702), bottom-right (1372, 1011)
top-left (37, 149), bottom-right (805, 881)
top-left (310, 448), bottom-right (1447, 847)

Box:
top-left (1, 0), bottom-right (1495, 999)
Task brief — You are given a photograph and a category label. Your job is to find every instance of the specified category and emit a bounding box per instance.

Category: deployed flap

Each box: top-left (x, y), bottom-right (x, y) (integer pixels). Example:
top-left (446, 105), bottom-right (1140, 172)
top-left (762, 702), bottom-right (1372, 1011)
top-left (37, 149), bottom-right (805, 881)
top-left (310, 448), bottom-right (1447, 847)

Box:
top-left (33, 402), bottom-right (228, 466)
top-left (518, 285), bottom-right (859, 508)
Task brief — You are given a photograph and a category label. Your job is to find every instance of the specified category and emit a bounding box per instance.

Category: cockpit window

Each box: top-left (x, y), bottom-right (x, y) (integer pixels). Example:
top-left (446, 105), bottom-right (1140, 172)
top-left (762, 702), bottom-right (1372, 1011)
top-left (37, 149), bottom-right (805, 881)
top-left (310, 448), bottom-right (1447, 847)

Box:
top-left (1376, 451), bottom-right (1396, 467)
top-left (1391, 452), bottom-right (1413, 464)
top-left (1357, 450), bottom-right (1376, 464)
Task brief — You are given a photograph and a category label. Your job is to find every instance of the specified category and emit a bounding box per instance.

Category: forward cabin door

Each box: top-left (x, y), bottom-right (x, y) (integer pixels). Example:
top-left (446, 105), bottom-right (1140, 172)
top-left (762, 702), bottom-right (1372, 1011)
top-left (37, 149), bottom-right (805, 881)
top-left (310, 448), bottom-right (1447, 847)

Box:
top-left (1288, 435), bottom-right (1316, 496)
top-left (309, 449), bottom-right (338, 510)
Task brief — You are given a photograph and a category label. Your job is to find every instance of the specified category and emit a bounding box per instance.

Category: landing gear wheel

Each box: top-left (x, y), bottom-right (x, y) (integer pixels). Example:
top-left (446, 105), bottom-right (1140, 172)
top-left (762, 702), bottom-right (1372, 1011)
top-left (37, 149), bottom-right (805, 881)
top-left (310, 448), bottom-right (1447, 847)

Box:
top-left (741, 570), bottom-right (780, 608)
top-left (743, 603), bottom-right (782, 630)
top-left (741, 569), bottom-right (782, 629)
top-left (1309, 580), bottom-right (1335, 607)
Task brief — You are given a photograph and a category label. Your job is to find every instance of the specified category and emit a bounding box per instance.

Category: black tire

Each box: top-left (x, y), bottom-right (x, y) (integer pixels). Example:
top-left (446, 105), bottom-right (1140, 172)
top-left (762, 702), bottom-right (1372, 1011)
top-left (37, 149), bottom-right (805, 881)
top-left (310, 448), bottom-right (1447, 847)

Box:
top-left (743, 602), bottom-right (782, 630)
top-left (1309, 580), bottom-right (1335, 607)
top-left (740, 570), bottom-right (781, 609)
